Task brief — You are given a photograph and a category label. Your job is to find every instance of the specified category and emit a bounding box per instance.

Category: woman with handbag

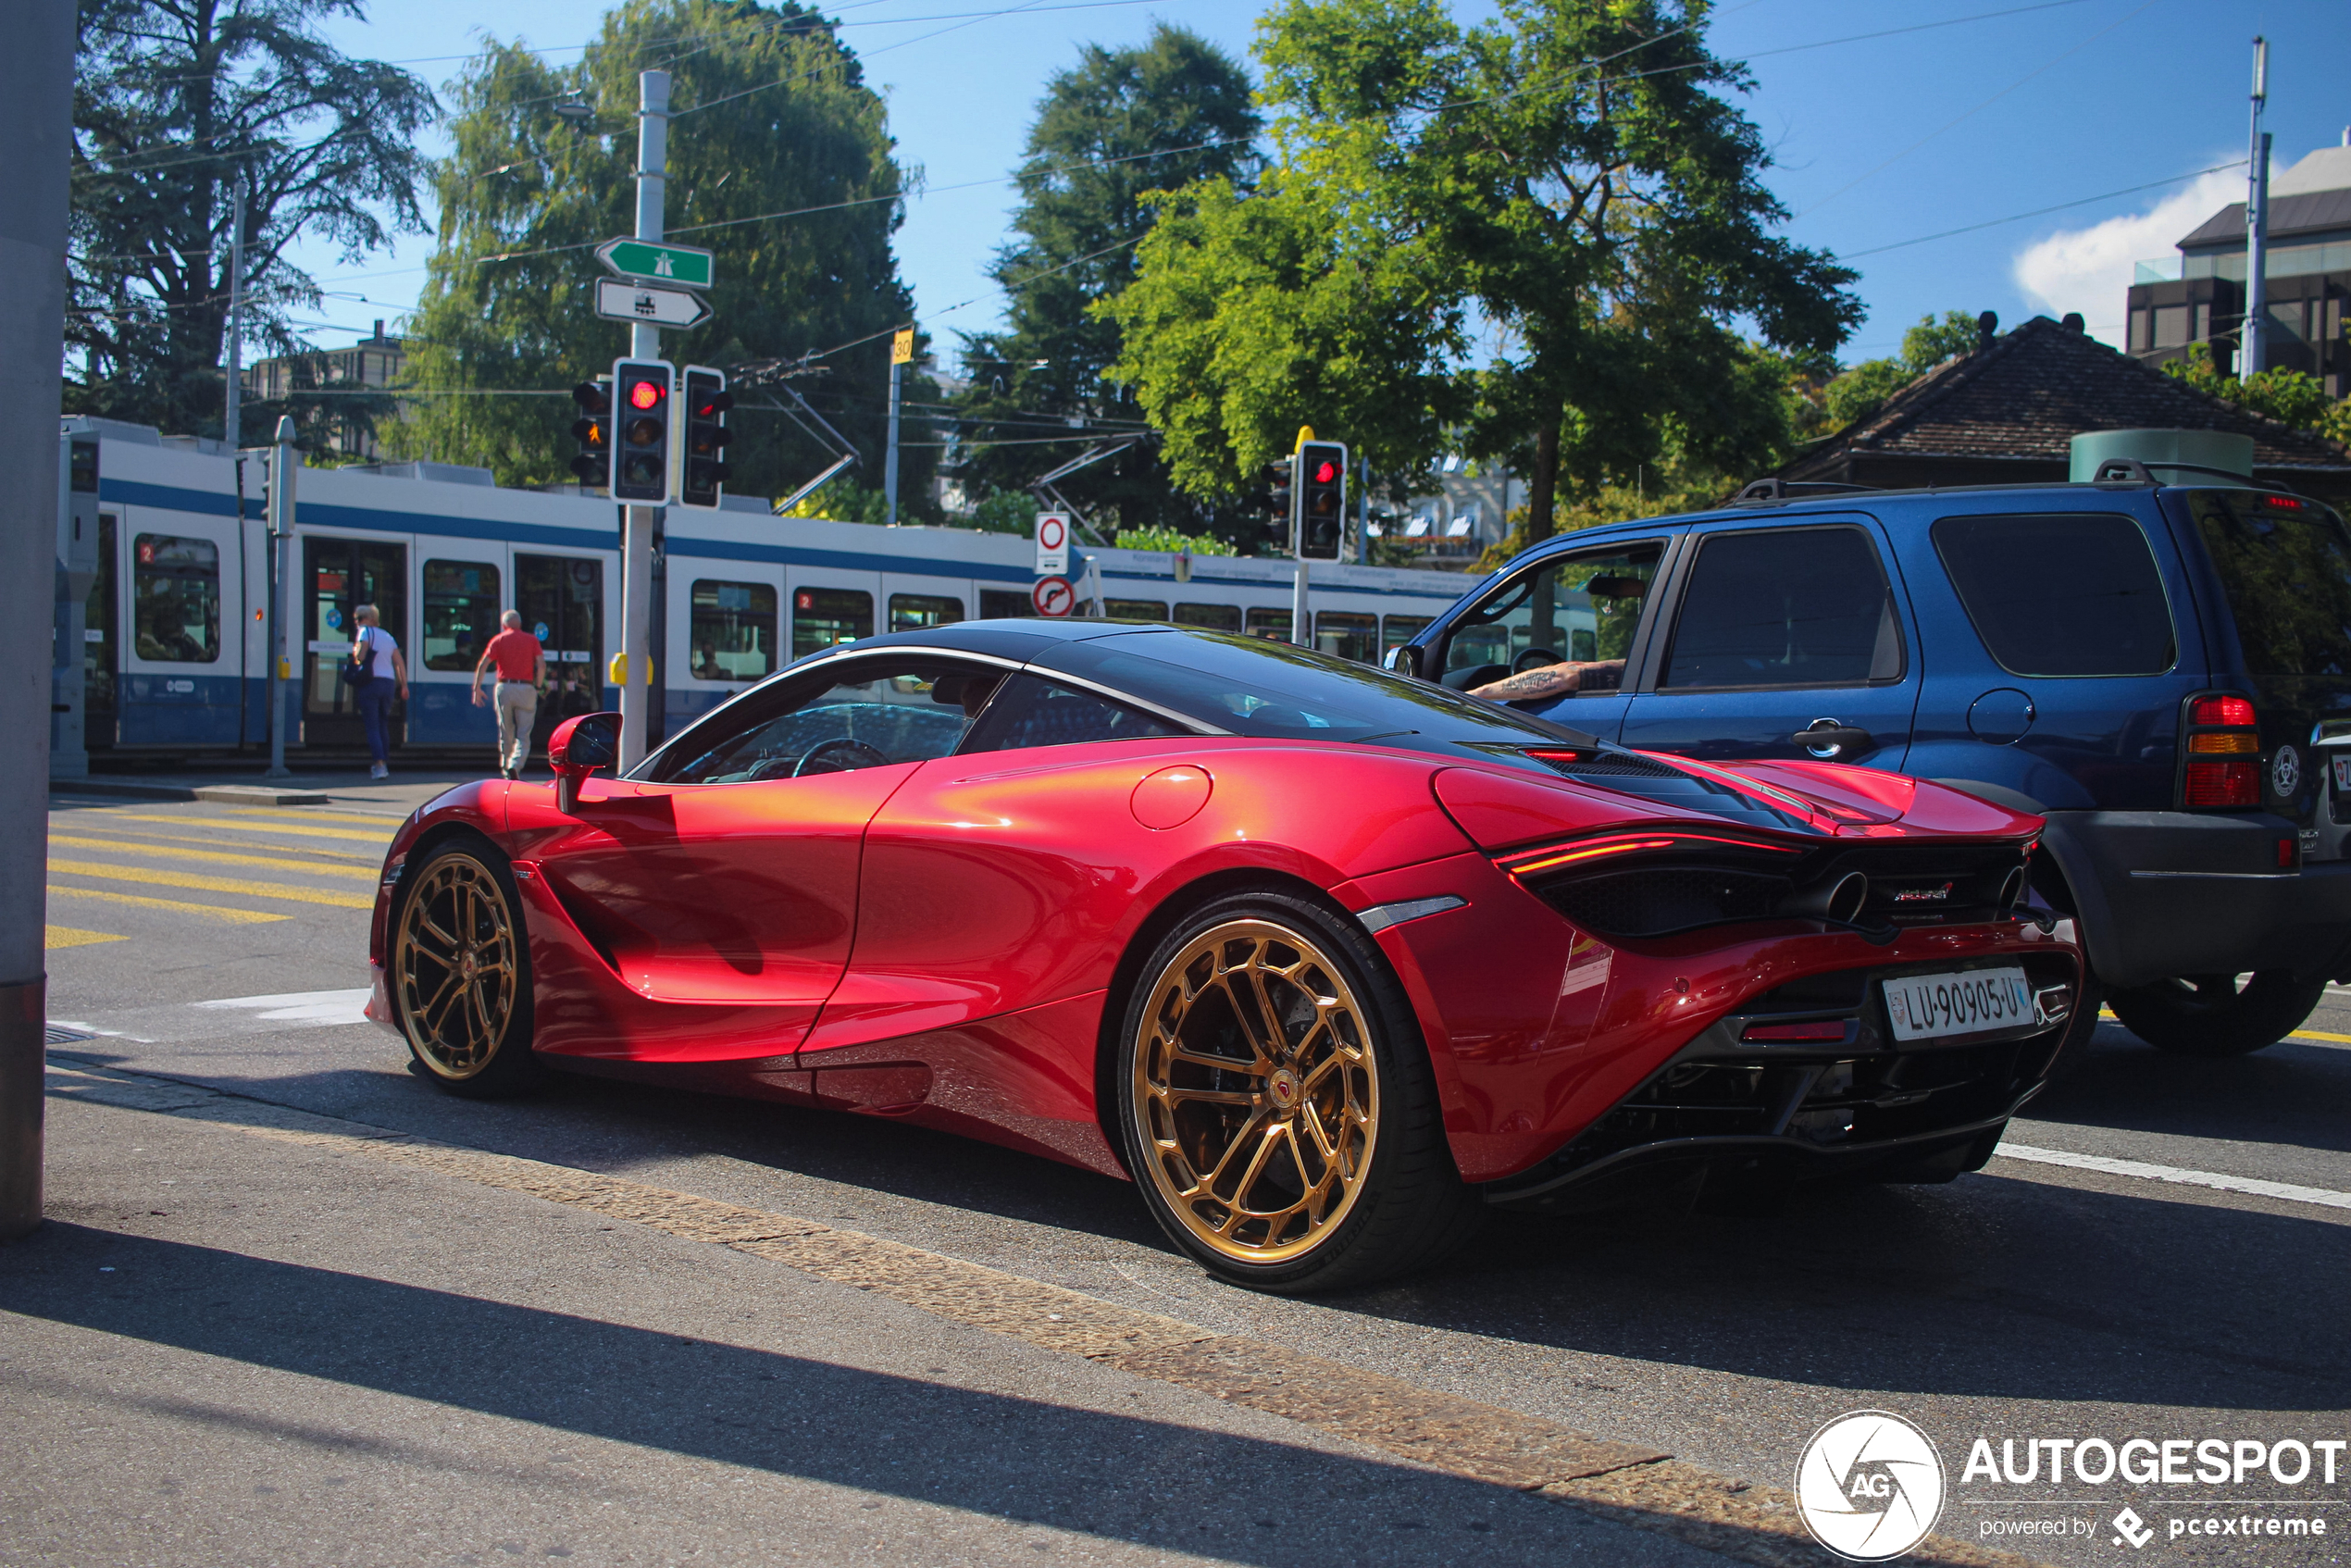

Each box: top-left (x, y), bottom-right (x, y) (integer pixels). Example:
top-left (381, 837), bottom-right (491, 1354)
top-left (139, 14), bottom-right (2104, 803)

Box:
top-left (348, 604), bottom-right (408, 779)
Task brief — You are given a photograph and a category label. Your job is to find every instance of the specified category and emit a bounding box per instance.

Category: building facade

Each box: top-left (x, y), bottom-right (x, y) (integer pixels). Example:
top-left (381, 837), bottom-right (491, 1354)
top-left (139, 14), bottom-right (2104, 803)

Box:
top-left (242, 319), bottom-right (407, 459)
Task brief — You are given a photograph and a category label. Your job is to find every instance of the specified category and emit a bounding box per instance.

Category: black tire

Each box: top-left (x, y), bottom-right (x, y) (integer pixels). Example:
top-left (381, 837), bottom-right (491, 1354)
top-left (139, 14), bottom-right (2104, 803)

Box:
top-left (1113, 887), bottom-right (1481, 1293)
top-left (2105, 970), bottom-right (2324, 1058)
top-left (389, 838), bottom-right (543, 1098)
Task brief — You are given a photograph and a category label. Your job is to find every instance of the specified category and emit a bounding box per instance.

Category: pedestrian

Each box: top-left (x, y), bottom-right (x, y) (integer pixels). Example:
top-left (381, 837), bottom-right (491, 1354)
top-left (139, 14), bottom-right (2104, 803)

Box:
top-left (349, 604), bottom-right (407, 780)
top-left (472, 609), bottom-right (545, 780)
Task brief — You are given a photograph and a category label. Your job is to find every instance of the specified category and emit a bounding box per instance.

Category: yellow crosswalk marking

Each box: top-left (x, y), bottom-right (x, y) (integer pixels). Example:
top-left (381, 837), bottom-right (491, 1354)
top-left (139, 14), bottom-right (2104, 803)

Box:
top-left (47, 883), bottom-right (288, 924)
top-left (46, 925), bottom-right (125, 950)
top-left (68, 809), bottom-right (393, 843)
top-left (49, 859), bottom-right (374, 910)
top-left (226, 806), bottom-right (408, 828)
top-left (49, 833), bottom-right (379, 880)
top-left (56, 824), bottom-right (379, 864)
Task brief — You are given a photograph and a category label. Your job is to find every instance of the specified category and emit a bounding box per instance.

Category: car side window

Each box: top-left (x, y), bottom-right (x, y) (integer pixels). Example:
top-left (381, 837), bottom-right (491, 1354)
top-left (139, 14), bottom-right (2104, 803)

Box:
top-left (1660, 526), bottom-right (1904, 690)
top-left (1439, 541), bottom-right (1664, 692)
top-left (1934, 513), bottom-right (2174, 677)
top-left (641, 655), bottom-right (1008, 784)
top-left (960, 673), bottom-right (1186, 754)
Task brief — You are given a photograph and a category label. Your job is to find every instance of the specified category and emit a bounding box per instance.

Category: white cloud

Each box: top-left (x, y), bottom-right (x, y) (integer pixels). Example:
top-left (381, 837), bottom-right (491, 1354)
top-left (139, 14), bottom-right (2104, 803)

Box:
top-left (2010, 167), bottom-right (2244, 349)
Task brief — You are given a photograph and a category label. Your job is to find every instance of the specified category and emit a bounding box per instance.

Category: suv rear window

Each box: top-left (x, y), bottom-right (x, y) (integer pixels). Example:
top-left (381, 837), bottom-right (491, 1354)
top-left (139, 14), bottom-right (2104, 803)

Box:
top-left (1933, 513), bottom-right (2174, 677)
top-left (2177, 492), bottom-right (2351, 678)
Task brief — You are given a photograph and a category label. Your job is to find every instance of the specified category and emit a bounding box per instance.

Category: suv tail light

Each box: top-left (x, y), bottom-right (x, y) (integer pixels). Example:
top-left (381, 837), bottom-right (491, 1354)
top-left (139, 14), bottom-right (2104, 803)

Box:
top-left (2182, 692), bottom-right (2261, 807)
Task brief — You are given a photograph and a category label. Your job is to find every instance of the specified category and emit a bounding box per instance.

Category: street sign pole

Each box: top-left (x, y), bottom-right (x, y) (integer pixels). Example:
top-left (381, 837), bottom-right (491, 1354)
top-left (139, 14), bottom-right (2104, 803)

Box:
top-left (265, 417), bottom-right (296, 778)
top-left (885, 329), bottom-right (912, 526)
top-left (618, 68), bottom-right (669, 772)
top-left (0, 2), bottom-right (73, 1241)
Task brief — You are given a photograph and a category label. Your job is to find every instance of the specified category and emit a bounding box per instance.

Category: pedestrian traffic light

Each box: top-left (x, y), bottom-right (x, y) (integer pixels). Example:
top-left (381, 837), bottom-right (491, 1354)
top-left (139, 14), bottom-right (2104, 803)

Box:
top-left (610, 358), bottom-right (674, 504)
top-left (1296, 440), bottom-right (1347, 560)
top-left (678, 365), bottom-right (732, 509)
top-left (568, 379), bottom-right (612, 490)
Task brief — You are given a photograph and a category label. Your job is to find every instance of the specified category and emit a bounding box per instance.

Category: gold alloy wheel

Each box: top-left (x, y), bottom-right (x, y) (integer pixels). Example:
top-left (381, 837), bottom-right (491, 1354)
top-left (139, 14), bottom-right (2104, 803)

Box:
top-left (1133, 918), bottom-right (1380, 1263)
top-left (393, 852), bottom-right (519, 1080)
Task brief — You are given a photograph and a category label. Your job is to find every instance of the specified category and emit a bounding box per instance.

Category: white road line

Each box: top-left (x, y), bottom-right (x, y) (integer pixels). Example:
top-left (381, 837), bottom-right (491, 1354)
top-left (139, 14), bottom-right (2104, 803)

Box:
top-left (1996, 1143), bottom-right (2351, 1212)
top-left (191, 988), bottom-right (373, 1027)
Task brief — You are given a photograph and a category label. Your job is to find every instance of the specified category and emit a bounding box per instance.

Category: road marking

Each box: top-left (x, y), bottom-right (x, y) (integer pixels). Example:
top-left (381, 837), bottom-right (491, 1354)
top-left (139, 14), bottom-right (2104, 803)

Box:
top-left (37, 1056), bottom-right (2047, 1568)
top-left (52, 823), bottom-right (380, 863)
top-left (60, 809), bottom-right (392, 843)
top-left (49, 834), bottom-right (379, 880)
top-left (2291, 1027), bottom-right (2351, 1044)
top-left (44, 925), bottom-right (123, 950)
top-left (48, 859), bottom-right (374, 910)
top-left (1996, 1142), bottom-right (2351, 1213)
top-left (46, 884), bottom-right (289, 924)
top-left (227, 806), bottom-right (407, 828)
top-left (193, 989), bottom-right (372, 1027)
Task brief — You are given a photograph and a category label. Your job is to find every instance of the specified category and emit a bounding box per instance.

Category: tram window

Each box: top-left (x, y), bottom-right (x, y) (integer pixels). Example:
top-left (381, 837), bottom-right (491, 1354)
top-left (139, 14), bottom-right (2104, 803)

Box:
top-left (889, 592), bottom-right (964, 633)
top-left (1105, 599), bottom-right (1169, 622)
top-left (1174, 603), bottom-right (1240, 633)
top-left (422, 559), bottom-right (501, 672)
top-left (1245, 607), bottom-right (1292, 642)
top-left (691, 579), bottom-right (778, 681)
top-left (792, 587), bottom-right (874, 659)
top-left (979, 590), bottom-right (1038, 618)
top-left (1382, 615), bottom-right (1430, 653)
top-left (131, 533), bottom-right (219, 663)
top-left (1314, 610), bottom-right (1377, 663)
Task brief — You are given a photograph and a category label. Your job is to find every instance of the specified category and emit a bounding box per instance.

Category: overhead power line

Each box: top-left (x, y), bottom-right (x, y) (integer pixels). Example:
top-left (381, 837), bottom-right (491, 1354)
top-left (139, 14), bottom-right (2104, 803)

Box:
top-left (1841, 159), bottom-right (2249, 258)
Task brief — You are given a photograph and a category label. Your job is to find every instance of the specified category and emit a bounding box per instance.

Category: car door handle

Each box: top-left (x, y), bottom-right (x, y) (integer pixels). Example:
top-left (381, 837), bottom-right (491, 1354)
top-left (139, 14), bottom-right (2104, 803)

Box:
top-left (1793, 723), bottom-right (1874, 758)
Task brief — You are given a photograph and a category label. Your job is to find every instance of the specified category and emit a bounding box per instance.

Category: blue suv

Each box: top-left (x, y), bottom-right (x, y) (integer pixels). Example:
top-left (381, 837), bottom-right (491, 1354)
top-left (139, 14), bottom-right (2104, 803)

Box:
top-left (1390, 469), bottom-right (2351, 1058)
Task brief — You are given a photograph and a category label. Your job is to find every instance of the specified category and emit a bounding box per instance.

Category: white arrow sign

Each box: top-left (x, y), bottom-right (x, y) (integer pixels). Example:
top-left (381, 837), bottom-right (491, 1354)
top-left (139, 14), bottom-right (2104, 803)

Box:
top-left (594, 278), bottom-right (712, 330)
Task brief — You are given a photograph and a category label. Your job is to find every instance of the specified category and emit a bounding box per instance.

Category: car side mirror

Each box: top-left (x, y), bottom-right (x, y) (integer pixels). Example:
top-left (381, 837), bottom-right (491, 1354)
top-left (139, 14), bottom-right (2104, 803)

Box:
top-left (547, 711), bottom-right (619, 814)
top-left (1383, 643), bottom-right (1424, 679)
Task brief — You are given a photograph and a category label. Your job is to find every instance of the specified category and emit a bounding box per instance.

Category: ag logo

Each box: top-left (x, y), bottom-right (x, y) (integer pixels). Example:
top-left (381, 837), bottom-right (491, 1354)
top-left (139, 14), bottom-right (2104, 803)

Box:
top-left (1795, 1410), bottom-right (1946, 1561)
top-left (2272, 743), bottom-right (2301, 797)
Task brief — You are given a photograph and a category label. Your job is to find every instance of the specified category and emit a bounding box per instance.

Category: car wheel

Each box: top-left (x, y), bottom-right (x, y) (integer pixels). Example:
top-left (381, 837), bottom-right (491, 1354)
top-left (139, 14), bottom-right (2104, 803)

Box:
top-left (1114, 889), bottom-right (1478, 1293)
top-left (2105, 970), bottom-right (2324, 1057)
top-left (391, 839), bottom-right (542, 1098)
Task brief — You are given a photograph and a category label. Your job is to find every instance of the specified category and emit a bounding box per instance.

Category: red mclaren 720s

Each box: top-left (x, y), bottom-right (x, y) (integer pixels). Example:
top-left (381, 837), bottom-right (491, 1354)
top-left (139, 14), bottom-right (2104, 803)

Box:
top-left (367, 620), bottom-right (2082, 1292)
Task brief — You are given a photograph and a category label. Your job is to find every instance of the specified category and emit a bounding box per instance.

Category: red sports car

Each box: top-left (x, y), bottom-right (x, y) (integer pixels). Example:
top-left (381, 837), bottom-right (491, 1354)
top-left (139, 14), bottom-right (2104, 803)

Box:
top-left (367, 621), bottom-right (2081, 1291)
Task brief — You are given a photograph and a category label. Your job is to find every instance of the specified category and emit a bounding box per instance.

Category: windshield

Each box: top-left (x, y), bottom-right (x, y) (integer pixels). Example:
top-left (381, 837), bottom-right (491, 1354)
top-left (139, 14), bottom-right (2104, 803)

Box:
top-left (2177, 491), bottom-right (2351, 681)
top-left (1037, 628), bottom-right (1598, 749)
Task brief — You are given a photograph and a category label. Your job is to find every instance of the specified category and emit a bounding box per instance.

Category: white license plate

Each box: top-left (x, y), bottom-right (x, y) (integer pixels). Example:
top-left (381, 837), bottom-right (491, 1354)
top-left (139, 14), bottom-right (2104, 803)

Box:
top-left (1882, 966), bottom-right (2035, 1042)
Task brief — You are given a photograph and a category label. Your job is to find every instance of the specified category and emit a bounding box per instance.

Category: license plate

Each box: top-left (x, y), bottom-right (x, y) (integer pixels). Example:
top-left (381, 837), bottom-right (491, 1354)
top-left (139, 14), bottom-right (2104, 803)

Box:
top-left (1882, 966), bottom-right (2034, 1042)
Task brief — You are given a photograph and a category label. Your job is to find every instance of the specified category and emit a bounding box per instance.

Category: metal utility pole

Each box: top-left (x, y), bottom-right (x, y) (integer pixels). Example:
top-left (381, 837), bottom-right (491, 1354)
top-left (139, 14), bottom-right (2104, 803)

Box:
top-left (0, 3), bottom-right (75, 1241)
top-left (617, 69), bottom-right (669, 771)
top-left (265, 416), bottom-right (296, 778)
top-left (884, 329), bottom-right (911, 526)
top-left (2244, 37), bottom-right (2271, 377)
top-left (223, 180), bottom-right (246, 450)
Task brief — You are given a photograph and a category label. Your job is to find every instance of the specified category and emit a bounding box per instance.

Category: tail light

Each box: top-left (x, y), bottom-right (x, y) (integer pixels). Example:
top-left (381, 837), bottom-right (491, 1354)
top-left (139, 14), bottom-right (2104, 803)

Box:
top-left (2182, 692), bottom-right (2261, 808)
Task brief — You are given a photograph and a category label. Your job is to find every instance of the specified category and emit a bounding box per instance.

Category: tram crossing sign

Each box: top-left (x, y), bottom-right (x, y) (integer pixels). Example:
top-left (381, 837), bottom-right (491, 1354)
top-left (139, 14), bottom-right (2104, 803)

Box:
top-left (597, 238), bottom-right (715, 289)
top-left (593, 278), bottom-right (713, 329)
top-left (1032, 575), bottom-right (1076, 617)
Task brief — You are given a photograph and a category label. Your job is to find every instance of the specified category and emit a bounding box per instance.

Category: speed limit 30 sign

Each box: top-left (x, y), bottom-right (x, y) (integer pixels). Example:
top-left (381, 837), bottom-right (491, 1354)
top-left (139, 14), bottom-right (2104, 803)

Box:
top-left (1032, 575), bottom-right (1076, 617)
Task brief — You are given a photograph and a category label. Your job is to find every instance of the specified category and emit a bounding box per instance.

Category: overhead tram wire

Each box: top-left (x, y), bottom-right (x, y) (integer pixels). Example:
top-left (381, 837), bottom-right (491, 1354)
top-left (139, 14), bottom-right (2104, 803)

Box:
top-left (1840, 159), bottom-right (2250, 258)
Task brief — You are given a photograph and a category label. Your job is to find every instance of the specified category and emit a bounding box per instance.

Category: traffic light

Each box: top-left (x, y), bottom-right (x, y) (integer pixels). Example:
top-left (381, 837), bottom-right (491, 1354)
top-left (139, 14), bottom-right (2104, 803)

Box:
top-left (568, 379), bottom-right (611, 489)
top-left (678, 365), bottom-right (732, 509)
top-left (1253, 455), bottom-right (1293, 527)
top-left (611, 358), bottom-right (674, 504)
top-left (1296, 441), bottom-right (1348, 560)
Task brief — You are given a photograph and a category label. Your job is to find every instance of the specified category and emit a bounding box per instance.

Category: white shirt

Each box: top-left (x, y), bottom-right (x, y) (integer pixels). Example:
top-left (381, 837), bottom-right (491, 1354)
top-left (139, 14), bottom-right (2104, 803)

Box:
top-left (356, 627), bottom-right (400, 680)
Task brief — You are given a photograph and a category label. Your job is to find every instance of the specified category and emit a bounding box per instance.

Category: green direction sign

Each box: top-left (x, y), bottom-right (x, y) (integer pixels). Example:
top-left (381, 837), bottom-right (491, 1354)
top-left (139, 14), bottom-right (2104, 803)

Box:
top-left (596, 238), bottom-right (715, 290)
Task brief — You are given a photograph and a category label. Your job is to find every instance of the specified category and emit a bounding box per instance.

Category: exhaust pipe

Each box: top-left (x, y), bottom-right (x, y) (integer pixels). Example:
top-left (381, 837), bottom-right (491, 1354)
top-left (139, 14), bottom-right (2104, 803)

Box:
top-left (1786, 871), bottom-right (1869, 925)
top-left (1997, 865), bottom-right (2027, 915)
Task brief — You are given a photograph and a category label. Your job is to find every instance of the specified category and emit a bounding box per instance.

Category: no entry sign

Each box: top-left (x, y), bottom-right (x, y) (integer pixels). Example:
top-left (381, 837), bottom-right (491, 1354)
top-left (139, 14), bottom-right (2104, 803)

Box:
top-left (1032, 575), bottom-right (1076, 617)
top-left (1035, 513), bottom-right (1070, 576)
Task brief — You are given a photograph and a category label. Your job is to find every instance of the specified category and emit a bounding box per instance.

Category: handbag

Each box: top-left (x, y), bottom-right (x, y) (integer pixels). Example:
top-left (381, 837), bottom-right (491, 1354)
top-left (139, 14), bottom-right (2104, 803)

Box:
top-left (339, 627), bottom-right (373, 689)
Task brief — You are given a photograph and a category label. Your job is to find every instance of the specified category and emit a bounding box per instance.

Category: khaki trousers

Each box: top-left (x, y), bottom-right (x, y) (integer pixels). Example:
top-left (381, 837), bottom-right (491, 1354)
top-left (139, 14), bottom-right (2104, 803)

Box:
top-left (495, 681), bottom-right (538, 771)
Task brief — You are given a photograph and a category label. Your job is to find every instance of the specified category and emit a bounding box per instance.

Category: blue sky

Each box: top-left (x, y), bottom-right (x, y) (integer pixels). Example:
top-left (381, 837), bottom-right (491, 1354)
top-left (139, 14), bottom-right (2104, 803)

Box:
top-left (293, 0), bottom-right (2351, 367)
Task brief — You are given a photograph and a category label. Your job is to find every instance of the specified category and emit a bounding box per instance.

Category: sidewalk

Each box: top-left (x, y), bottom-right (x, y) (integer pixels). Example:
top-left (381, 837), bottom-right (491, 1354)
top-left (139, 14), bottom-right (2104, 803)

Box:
top-left (4, 1064), bottom-right (1753, 1568)
top-left (49, 766), bottom-right (490, 815)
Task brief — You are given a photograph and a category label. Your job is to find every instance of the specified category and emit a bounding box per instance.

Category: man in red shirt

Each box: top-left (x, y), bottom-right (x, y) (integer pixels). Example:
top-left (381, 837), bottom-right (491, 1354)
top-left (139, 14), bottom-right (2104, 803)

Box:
top-left (471, 611), bottom-right (546, 780)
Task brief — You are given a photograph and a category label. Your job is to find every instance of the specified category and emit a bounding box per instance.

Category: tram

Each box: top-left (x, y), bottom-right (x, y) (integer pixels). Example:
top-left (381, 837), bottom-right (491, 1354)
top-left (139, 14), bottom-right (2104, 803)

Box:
top-left (55, 417), bottom-right (1479, 761)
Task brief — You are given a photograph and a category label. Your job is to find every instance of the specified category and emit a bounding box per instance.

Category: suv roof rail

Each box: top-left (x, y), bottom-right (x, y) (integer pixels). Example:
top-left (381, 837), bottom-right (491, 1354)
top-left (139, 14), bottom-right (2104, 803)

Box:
top-left (1731, 478), bottom-right (1880, 506)
top-left (2088, 456), bottom-right (2295, 492)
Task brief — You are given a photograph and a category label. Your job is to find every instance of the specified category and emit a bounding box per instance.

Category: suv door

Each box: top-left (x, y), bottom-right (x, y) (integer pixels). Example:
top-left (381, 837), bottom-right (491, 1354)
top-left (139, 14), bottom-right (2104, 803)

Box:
top-left (1620, 517), bottom-right (1920, 767)
top-left (1428, 533), bottom-right (1678, 740)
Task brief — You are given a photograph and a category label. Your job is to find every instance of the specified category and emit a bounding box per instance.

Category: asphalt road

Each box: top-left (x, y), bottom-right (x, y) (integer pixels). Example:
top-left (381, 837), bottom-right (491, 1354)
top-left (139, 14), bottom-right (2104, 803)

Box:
top-left (14, 790), bottom-right (2351, 1566)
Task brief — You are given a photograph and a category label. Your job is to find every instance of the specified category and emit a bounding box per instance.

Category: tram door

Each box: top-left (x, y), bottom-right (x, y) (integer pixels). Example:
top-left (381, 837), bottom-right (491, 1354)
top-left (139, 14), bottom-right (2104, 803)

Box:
top-left (303, 536), bottom-right (407, 748)
top-left (84, 513), bottom-right (118, 749)
top-left (516, 554), bottom-right (604, 752)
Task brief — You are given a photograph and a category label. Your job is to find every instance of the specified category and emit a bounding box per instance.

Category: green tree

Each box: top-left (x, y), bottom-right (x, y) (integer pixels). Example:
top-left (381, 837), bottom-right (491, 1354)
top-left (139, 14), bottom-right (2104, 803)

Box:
top-left (396, 0), bottom-right (924, 504)
top-left (1822, 309), bottom-right (1980, 427)
top-left (1110, 0), bottom-right (1859, 549)
top-left (2161, 343), bottom-right (2337, 431)
top-left (68, 0), bottom-right (436, 438)
top-left (952, 24), bottom-right (1261, 542)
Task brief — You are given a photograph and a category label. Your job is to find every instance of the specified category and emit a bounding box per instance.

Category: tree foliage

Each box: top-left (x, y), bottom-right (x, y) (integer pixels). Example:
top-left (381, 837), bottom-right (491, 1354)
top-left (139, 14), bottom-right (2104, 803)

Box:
top-left (2162, 342), bottom-right (2341, 434)
top-left (396, 0), bottom-right (923, 504)
top-left (1109, 0), bottom-right (1860, 546)
top-left (68, 0), bottom-right (436, 440)
top-left (951, 24), bottom-right (1261, 541)
top-left (1822, 309), bottom-right (1980, 427)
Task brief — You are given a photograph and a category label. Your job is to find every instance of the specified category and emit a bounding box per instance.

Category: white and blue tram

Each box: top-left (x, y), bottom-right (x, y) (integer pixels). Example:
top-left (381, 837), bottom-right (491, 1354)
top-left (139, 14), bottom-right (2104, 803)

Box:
top-left (54, 417), bottom-right (1479, 762)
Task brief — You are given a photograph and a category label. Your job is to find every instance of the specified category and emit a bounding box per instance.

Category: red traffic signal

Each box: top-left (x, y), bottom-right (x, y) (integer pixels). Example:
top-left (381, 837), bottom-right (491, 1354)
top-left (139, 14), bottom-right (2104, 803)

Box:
top-left (678, 366), bottom-right (731, 509)
top-left (610, 359), bottom-right (674, 504)
top-left (628, 379), bottom-right (665, 411)
top-left (1295, 440), bottom-right (1348, 561)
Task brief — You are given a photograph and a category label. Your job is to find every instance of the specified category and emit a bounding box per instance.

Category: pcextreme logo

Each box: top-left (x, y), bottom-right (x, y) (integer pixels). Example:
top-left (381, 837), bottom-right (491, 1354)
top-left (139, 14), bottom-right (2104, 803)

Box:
top-left (1796, 1410), bottom-right (1947, 1562)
